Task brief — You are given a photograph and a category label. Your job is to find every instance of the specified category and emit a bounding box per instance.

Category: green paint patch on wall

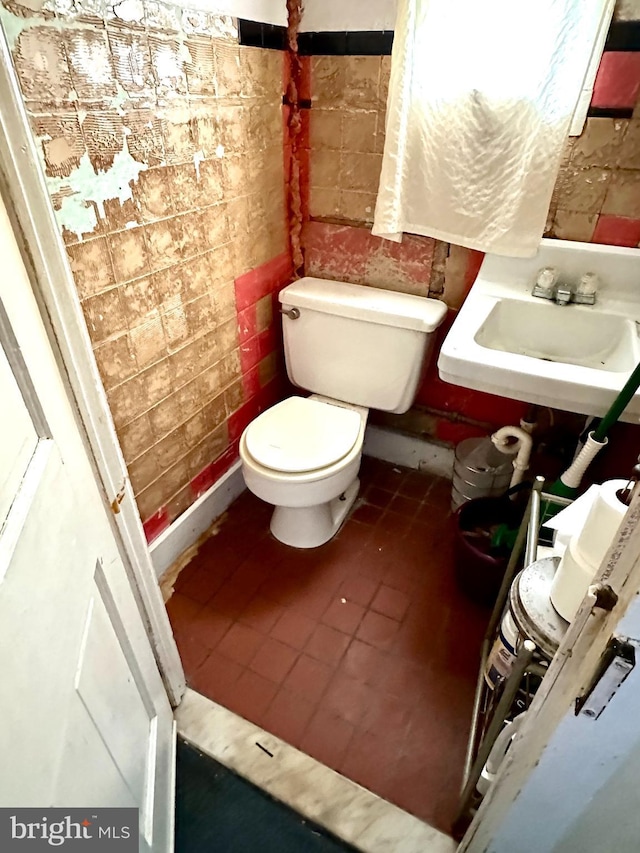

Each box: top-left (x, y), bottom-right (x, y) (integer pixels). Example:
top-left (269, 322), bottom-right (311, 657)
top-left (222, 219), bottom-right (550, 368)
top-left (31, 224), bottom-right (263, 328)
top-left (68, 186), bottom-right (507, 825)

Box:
top-left (46, 139), bottom-right (146, 239)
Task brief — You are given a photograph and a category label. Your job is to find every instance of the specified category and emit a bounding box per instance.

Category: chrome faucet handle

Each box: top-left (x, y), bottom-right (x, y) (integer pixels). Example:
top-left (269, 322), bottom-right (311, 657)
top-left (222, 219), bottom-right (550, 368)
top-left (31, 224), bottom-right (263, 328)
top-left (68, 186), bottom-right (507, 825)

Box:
top-left (532, 266), bottom-right (557, 300)
top-left (554, 284), bottom-right (573, 305)
top-left (532, 282), bottom-right (555, 300)
top-left (573, 272), bottom-right (598, 305)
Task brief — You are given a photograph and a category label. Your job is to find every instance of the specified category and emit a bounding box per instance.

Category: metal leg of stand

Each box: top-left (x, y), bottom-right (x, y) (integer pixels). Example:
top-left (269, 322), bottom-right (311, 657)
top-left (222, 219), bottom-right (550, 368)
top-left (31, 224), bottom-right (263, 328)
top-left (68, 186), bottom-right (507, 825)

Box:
top-left (455, 640), bottom-right (536, 830)
top-left (461, 476), bottom-right (544, 787)
top-left (524, 476), bottom-right (545, 568)
top-left (486, 476), bottom-right (544, 643)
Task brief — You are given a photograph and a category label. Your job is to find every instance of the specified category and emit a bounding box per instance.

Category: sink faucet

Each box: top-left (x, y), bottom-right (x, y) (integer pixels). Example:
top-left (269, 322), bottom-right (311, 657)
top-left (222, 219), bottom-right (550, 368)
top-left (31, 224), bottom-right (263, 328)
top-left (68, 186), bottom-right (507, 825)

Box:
top-left (554, 284), bottom-right (573, 306)
top-left (532, 279), bottom-right (573, 304)
top-left (532, 273), bottom-right (597, 306)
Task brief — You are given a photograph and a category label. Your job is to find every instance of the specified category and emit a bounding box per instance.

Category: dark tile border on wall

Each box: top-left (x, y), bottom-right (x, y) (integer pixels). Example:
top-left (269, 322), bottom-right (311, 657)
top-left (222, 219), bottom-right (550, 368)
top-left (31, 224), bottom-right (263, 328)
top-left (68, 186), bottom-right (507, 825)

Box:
top-left (237, 20), bottom-right (393, 55)
top-left (605, 20), bottom-right (640, 52)
top-left (298, 31), bottom-right (394, 56)
top-left (239, 19), bottom-right (639, 58)
top-left (238, 19), bottom-right (287, 50)
top-left (588, 106), bottom-right (634, 119)
top-left (587, 18), bottom-right (640, 118)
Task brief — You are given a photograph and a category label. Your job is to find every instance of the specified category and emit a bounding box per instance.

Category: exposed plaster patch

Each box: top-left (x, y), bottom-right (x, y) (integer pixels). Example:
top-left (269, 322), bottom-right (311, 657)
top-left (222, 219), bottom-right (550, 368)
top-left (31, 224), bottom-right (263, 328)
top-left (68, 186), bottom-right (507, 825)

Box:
top-left (153, 39), bottom-right (191, 87)
top-left (71, 0), bottom-right (105, 16)
top-left (112, 0), bottom-right (143, 22)
top-left (0, 6), bottom-right (109, 47)
top-left (182, 8), bottom-right (210, 33)
top-left (4, 0), bottom-right (237, 41)
top-left (193, 149), bottom-right (204, 180)
top-left (144, 0), bottom-right (180, 31)
top-left (17, 0), bottom-right (46, 11)
top-left (112, 80), bottom-right (133, 111)
top-left (44, 136), bottom-right (146, 239)
top-left (0, 7), bottom-right (33, 48)
top-left (181, 9), bottom-right (236, 37)
top-left (210, 13), bottom-right (236, 38)
top-left (44, 0), bottom-right (76, 14)
top-left (215, 143), bottom-right (225, 158)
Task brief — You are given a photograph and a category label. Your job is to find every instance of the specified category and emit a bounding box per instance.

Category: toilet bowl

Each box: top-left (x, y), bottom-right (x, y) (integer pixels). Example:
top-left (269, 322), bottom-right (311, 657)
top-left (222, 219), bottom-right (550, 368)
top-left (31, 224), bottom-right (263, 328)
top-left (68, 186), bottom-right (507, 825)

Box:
top-left (239, 276), bottom-right (447, 548)
top-left (239, 396), bottom-right (368, 548)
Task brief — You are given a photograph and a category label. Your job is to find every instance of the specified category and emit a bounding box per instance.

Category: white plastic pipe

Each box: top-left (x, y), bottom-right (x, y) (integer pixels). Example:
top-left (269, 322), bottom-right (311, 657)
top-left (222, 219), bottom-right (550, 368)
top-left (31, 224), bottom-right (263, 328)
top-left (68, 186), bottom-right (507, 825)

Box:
top-left (491, 426), bottom-right (533, 488)
top-left (560, 431), bottom-right (608, 490)
top-left (477, 714), bottom-right (526, 796)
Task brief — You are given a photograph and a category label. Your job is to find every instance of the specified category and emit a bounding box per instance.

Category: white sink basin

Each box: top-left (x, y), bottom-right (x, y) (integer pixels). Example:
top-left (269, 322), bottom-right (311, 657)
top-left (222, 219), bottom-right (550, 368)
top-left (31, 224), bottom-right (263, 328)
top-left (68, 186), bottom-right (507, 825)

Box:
top-left (475, 299), bottom-right (637, 373)
top-left (438, 239), bottom-right (640, 421)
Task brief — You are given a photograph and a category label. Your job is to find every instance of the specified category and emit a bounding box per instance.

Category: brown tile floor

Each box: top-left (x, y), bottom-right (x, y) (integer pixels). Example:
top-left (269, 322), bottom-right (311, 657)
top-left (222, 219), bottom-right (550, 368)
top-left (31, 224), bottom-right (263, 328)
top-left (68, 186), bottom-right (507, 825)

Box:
top-left (166, 457), bottom-right (489, 834)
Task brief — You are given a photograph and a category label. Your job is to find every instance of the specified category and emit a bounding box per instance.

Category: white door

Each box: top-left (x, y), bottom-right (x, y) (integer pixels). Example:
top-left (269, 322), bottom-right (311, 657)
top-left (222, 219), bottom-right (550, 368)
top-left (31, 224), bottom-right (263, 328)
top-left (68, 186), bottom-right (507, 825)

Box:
top-left (0, 190), bottom-right (175, 849)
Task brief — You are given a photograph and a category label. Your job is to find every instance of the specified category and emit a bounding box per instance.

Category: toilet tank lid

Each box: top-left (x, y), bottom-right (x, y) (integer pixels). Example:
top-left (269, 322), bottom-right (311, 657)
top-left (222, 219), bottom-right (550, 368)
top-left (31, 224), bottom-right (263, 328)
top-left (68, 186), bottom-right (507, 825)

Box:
top-left (279, 277), bottom-right (447, 333)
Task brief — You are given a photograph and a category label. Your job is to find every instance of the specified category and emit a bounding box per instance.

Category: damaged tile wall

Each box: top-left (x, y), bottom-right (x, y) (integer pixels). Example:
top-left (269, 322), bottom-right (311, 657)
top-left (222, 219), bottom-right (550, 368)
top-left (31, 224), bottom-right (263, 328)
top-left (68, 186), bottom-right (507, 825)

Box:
top-left (306, 54), bottom-right (447, 302)
top-left (307, 54), bottom-right (640, 308)
top-left (309, 55), bottom-right (387, 227)
top-left (546, 111), bottom-right (640, 244)
top-left (304, 49), bottom-right (640, 443)
top-left (1, 0), bottom-right (290, 537)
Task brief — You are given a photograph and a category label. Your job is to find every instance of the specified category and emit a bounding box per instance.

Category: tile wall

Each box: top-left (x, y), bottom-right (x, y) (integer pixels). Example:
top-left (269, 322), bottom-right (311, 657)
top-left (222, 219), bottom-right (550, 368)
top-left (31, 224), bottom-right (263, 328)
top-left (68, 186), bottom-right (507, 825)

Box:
top-left (5, 3), bottom-right (640, 539)
top-left (304, 39), bottom-right (640, 442)
top-left (306, 54), bottom-right (640, 305)
top-left (1, 0), bottom-right (292, 539)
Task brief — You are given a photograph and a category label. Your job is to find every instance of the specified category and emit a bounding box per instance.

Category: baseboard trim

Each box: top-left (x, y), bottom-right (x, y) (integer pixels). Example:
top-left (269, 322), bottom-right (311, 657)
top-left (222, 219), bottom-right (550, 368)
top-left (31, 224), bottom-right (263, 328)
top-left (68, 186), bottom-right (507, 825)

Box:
top-left (363, 425), bottom-right (454, 479)
top-left (150, 459), bottom-right (245, 579)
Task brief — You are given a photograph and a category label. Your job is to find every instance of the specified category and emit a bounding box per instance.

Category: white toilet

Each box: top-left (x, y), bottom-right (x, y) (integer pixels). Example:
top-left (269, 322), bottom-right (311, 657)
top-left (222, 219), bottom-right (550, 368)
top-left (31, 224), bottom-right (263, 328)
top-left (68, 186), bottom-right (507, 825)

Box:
top-left (239, 277), bottom-right (447, 548)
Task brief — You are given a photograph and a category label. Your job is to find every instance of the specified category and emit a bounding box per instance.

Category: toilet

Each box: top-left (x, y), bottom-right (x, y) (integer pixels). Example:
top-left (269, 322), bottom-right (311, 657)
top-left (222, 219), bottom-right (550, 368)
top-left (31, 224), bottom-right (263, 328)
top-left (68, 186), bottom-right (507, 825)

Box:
top-left (239, 277), bottom-right (447, 548)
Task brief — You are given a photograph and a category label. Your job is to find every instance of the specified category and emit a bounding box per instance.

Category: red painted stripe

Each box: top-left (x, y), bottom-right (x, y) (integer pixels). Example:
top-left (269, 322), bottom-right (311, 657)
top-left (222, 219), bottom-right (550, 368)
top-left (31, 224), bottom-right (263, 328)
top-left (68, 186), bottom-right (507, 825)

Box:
top-left (234, 252), bottom-right (294, 311)
top-left (592, 52), bottom-right (640, 109)
top-left (190, 442), bottom-right (241, 499)
top-left (142, 507), bottom-right (170, 543)
top-left (237, 304), bottom-right (258, 343)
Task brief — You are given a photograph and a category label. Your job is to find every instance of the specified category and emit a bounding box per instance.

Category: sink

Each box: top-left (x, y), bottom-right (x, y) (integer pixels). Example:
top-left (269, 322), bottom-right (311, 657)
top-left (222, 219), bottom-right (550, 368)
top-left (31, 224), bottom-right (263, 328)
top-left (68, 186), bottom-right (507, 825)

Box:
top-left (475, 299), bottom-right (637, 373)
top-left (438, 239), bottom-right (640, 421)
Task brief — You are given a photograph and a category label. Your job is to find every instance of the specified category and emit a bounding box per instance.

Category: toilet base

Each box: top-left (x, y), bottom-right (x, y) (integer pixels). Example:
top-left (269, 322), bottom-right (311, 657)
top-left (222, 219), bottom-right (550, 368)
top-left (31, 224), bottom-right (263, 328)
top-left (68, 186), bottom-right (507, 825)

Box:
top-left (269, 478), bottom-right (360, 548)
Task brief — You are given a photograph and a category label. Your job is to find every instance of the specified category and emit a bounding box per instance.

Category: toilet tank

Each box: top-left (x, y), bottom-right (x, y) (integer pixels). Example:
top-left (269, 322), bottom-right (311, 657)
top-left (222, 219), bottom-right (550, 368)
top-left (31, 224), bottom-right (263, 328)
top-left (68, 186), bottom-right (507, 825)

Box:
top-left (279, 277), bottom-right (447, 414)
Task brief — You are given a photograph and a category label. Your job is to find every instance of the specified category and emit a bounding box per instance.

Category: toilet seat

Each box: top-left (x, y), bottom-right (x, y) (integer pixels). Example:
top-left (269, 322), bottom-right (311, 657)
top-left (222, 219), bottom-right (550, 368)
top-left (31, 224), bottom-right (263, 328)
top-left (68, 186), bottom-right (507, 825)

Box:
top-left (244, 396), bottom-right (362, 474)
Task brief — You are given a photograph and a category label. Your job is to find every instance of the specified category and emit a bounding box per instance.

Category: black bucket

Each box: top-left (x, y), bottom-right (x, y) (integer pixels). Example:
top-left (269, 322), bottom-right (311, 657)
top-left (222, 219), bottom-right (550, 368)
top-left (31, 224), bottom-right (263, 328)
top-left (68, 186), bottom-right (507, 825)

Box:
top-left (454, 494), bottom-right (525, 606)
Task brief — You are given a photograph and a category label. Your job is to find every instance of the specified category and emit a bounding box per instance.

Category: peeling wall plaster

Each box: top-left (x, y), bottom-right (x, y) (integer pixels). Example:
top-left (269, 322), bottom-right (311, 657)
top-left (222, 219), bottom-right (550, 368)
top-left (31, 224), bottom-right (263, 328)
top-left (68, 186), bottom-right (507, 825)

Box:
top-left (0, 0), bottom-right (247, 237)
top-left (46, 140), bottom-right (146, 238)
top-left (1, 0), bottom-right (289, 530)
top-left (29, 0), bottom-right (286, 26)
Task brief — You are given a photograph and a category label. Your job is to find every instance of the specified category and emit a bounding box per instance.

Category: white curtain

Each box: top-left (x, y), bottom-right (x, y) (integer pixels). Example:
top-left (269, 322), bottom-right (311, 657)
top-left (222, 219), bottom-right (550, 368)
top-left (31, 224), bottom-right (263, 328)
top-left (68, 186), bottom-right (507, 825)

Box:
top-left (372, 0), bottom-right (611, 257)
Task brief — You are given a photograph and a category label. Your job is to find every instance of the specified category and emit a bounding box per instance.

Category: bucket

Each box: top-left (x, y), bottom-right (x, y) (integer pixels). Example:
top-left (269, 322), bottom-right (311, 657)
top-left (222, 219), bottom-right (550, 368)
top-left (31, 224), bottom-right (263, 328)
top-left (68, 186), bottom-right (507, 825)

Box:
top-left (454, 494), bottom-right (524, 606)
top-left (484, 557), bottom-right (568, 689)
top-left (452, 437), bottom-right (513, 510)
top-left (484, 609), bottom-right (519, 689)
